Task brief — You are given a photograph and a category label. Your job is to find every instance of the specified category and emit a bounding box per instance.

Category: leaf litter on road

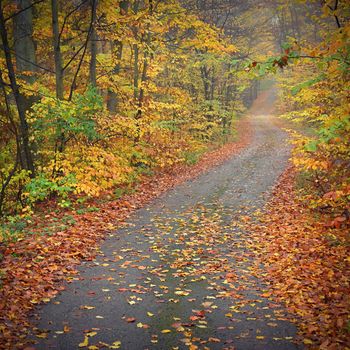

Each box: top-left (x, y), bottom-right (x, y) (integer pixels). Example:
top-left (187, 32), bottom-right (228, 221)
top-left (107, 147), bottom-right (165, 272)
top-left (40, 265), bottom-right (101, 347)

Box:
top-left (0, 119), bottom-right (252, 350)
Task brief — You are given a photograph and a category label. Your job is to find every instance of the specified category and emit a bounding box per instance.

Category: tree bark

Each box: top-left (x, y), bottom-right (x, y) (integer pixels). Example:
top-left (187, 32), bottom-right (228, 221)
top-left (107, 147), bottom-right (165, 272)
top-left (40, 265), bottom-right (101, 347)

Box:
top-left (13, 0), bottom-right (37, 76)
top-left (89, 0), bottom-right (97, 87)
top-left (51, 0), bottom-right (63, 99)
top-left (133, 45), bottom-right (139, 100)
top-left (107, 40), bottom-right (123, 113)
top-left (107, 0), bottom-right (129, 113)
top-left (13, 0), bottom-right (38, 112)
top-left (135, 0), bottom-right (153, 120)
top-left (0, 2), bottom-right (35, 176)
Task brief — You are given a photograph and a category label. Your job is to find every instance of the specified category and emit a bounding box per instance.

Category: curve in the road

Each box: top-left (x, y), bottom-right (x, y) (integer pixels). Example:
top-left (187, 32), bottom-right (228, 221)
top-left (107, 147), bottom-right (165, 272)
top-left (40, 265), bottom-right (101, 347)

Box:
top-left (29, 90), bottom-right (303, 350)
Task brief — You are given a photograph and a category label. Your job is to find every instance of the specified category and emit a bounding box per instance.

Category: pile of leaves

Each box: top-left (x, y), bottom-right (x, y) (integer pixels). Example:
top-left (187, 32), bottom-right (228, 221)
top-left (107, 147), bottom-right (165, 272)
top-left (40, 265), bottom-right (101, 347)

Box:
top-left (249, 167), bottom-right (350, 349)
top-left (0, 117), bottom-right (251, 349)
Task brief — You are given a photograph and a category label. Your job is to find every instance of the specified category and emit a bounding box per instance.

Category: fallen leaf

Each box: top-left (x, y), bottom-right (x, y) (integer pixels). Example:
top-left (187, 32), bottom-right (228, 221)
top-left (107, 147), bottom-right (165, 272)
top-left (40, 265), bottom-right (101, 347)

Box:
top-left (79, 336), bottom-right (89, 347)
top-left (161, 329), bottom-right (172, 333)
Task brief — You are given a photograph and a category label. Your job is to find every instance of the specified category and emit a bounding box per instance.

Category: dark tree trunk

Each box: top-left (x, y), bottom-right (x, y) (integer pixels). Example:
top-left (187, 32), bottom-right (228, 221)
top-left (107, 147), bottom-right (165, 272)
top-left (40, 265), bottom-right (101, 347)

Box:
top-left (89, 0), bottom-right (97, 87)
top-left (13, 0), bottom-right (38, 111)
top-left (107, 41), bottom-right (123, 113)
top-left (51, 0), bottom-right (63, 99)
top-left (13, 0), bottom-right (37, 76)
top-left (107, 0), bottom-right (128, 113)
top-left (0, 2), bottom-right (35, 176)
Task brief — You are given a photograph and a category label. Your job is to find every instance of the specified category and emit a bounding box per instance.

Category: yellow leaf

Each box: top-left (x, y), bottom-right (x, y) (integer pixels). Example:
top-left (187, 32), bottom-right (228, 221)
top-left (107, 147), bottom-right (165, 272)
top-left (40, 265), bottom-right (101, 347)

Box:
top-left (161, 329), bottom-right (172, 333)
top-left (36, 333), bottom-right (48, 339)
top-left (79, 336), bottom-right (89, 347)
top-left (86, 331), bottom-right (97, 337)
top-left (174, 290), bottom-right (189, 296)
top-left (81, 305), bottom-right (95, 310)
top-left (110, 340), bottom-right (121, 349)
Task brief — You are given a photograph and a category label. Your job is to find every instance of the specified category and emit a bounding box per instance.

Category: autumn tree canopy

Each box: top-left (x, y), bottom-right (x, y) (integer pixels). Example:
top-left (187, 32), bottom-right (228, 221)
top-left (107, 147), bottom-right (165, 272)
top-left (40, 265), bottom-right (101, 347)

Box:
top-left (0, 0), bottom-right (348, 227)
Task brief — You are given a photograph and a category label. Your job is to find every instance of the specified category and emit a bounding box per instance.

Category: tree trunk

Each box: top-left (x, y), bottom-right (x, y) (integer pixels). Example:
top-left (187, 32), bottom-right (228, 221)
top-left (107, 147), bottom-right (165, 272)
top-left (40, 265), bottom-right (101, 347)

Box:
top-left (13, 0), bottom-right (38, 112)
top-left (136, 31), bottom-right (150, 119)
top-left (0, 2), bottom-right (35, 176)
top-left (133, 43), bottom-right (139, 100)
top-left (51, 0), bottom-right (63, 99)
top-left (13, 0), bottom-right (37, 77)
top-left (200, 65), bottom-right (210, 101)
top-left (51, 0), bottom-right (66, 155)
top-left (89, 0), bottom-right (97, 87)
top-left (210, 67), bottom-right (215, 100)
top-left (107, 0), bottom-right (129, 113)
top-left (107, 41), bottom-right (123, 113)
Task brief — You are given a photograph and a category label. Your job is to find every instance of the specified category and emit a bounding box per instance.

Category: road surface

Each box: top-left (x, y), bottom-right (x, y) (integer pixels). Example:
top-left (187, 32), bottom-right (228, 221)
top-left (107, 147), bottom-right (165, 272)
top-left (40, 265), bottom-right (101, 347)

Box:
top-left (29, 91), bottom-right (302, 350)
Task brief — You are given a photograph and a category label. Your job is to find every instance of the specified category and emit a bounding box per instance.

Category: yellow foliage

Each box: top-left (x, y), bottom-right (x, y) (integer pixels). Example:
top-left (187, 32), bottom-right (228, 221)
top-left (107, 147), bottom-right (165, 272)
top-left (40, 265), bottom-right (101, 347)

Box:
top-left (277, 19), bottom-right (350, 216)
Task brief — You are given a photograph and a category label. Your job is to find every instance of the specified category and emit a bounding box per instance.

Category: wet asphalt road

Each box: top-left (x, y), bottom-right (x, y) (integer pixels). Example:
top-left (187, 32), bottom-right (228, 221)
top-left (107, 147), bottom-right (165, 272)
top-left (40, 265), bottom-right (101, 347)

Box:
top-left (29, 91), bottom-right (303, 350)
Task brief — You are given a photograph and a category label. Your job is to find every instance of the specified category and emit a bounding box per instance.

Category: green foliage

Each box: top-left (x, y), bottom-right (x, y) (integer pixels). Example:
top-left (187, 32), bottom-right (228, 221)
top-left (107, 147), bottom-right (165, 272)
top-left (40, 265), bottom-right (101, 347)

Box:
top-left (0, 215), bottom-right (28, 243)
top-left (291, 74), bottom-right (326, 96)
top-left (24, 173), bottom-right (76, 204)
top-left (182, 149), bottom-right (205, 165)
top-left (30, 86), bottom-right (102, 146)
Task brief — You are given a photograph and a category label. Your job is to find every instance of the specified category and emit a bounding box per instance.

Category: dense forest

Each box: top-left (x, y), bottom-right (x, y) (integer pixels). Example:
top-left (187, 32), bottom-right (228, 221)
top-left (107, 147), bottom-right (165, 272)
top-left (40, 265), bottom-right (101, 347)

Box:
top-left (0, 0), bottom-right (348, 220)
top-left (0, 0), bottom-right (249, 217)
top-left (0, 0), bottom-right (349, 349)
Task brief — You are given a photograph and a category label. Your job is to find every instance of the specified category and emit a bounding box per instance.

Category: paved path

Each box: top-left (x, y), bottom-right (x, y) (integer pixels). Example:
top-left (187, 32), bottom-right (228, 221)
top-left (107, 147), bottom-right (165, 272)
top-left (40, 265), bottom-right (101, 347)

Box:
top-left (30, 91), bottom-right (303, 350)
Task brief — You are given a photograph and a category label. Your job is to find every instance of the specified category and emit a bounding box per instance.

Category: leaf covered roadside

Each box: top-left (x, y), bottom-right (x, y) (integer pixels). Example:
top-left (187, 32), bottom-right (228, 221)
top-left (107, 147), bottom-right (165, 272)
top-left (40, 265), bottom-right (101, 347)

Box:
top-left (249, 168), bottom-right (350, 349)
top-left (0, 118), bottom-right (251, 350)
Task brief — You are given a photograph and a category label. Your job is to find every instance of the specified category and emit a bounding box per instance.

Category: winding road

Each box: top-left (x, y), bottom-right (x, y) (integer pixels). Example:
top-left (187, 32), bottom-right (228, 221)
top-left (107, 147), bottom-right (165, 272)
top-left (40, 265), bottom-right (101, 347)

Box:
top-left (30, 91), bottom-right (303, 350)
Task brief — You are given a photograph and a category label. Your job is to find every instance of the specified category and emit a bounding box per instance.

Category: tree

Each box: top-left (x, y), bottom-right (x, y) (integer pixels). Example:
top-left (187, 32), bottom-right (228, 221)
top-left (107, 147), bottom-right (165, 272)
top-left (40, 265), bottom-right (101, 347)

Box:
top-left (0, 0), bottom-right (35, 176)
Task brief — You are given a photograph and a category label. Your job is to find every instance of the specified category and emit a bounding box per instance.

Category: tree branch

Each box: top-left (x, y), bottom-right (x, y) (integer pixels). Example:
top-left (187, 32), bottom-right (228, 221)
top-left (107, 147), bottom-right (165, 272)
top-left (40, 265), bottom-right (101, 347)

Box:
top-left (4, 0), bottom-right (45, 22)
top-left (68, 0), bottom-right (96, 100)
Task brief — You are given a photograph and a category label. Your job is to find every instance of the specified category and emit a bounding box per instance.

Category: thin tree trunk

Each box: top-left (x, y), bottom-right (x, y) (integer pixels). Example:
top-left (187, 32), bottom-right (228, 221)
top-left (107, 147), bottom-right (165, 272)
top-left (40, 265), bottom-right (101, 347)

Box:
top-left (107, 41), bottom-right (123, 113)
top-left (0, 2), bottom-right (35, 176)
top-left (51, 0), bottom-right (63, 99)
top-left (51, 0), bottom-right (66, 157)
top-left (133, 44), bottom-right (139, 100)
top-left (107, 0), bottom-right (128, 113)
top-left (132, 0), bottom-right (140, 102)
top-left (210, 67), bottom-right (215, 100)
top-left (135, 32), bottom-right (150, 119)
top-left (199, 66), bottom-right (210, 101)
top-left (89, 0), bottom-right (97, 86)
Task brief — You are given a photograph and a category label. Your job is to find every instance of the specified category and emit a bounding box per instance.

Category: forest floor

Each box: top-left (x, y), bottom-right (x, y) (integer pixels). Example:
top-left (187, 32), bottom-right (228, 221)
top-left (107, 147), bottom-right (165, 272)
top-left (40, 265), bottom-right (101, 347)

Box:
top-left (20, 89), bottom-right (307, 350)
